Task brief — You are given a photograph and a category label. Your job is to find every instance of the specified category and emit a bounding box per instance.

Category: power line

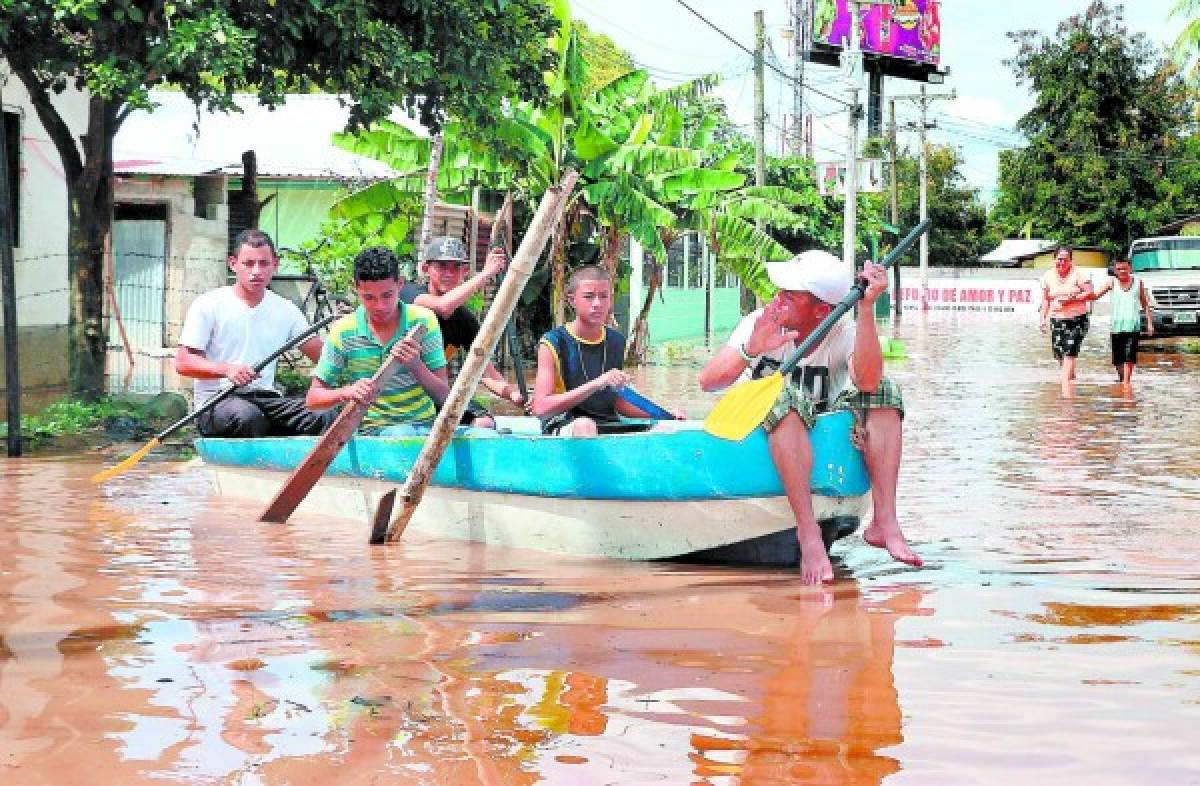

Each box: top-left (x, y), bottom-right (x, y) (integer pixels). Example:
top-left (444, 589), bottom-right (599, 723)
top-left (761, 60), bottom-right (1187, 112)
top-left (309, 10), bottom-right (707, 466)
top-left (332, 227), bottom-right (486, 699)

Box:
top-left (673, 0), bottom-right (852, 111)
top-left (574, 0), bottom-right (729, 61)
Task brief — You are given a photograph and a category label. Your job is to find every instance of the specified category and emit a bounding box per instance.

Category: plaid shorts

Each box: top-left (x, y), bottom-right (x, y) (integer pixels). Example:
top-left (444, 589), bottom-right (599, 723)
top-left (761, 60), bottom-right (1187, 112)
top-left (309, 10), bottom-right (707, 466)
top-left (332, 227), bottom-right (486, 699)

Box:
top-left (763, 376), bottom-right (905, 432)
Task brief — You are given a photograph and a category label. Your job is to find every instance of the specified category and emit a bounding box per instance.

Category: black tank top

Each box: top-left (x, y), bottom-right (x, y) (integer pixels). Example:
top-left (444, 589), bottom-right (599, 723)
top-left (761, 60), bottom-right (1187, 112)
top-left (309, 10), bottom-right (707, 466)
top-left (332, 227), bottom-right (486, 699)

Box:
top-left (540, 325), bottom-right (626, 426)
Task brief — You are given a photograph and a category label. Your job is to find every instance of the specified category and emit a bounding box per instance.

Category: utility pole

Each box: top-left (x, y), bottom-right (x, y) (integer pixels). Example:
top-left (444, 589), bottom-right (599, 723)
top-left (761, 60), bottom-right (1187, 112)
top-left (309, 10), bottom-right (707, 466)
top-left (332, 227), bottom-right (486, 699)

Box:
top-left (841, 1), bottom-right (864, 271)
top-left (0, 81), bottom-right (21, 456)
top-left (888, 97), bottom-right (901, 320)
top-left (744, 8), bottom-right (766, 315)
top-left (754, 10), bottom-right (766, 193)
top-left (791, 0), bottom-right (806, 155)
top-left (893, 86), bottom-right (955, 309)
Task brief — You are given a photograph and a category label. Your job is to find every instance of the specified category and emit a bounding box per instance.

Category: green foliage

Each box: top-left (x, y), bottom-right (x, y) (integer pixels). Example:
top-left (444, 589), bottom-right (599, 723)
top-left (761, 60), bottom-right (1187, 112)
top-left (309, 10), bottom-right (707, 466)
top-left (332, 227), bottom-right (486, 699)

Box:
top-left (892, 144), bottom-right (997, 266)
top-left (0, 0), bottom-right (559, 398)
top-left (575, 20), bottom-right (635, 94)
top-left (323, 14), bottom-right (737, 271)
top-left (1171, 0), bottom-right (1200, 87)
top-left (0, 0), bottom-right (558, 132)
top-left (991, 1), bottom-right (1197, 253)
top-left (4, 397), bottom-right (137, 445)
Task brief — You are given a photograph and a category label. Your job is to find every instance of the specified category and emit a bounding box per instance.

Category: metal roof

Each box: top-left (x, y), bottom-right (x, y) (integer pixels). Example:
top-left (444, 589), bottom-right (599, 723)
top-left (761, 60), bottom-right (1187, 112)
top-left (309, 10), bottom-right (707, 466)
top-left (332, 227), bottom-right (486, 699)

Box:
top-left (980, 239), bottom-right (1057, 263)
top-left (114, 91), bottom-right (427, 180)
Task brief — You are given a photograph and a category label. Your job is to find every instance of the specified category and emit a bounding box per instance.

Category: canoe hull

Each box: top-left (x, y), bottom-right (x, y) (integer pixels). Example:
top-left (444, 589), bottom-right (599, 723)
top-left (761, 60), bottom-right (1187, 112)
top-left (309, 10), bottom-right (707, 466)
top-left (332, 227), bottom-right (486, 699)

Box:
top-left (206, 465), bottom-right (869, 566)
top-left (198, 414), bottom-right (872, 566)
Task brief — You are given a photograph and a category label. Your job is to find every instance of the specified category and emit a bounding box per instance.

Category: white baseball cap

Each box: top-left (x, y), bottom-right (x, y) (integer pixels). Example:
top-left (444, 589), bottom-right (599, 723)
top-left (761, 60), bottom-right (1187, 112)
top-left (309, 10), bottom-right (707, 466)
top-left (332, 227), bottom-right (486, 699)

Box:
top-left (766, 250), bottom-right (853, 304)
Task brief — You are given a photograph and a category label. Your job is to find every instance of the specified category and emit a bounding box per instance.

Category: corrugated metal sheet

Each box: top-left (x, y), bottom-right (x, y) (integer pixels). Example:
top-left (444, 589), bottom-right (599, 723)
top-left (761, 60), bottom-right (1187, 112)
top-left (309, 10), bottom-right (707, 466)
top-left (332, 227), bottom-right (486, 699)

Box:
top-left (114, 92), bottom-right (424, 179)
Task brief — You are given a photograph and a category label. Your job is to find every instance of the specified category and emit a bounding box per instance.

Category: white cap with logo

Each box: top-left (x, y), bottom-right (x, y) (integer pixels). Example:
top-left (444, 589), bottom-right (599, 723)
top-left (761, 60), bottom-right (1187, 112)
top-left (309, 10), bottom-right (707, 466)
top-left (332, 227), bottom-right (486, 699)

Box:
top-left (766, 250), bottom-right (853, 304)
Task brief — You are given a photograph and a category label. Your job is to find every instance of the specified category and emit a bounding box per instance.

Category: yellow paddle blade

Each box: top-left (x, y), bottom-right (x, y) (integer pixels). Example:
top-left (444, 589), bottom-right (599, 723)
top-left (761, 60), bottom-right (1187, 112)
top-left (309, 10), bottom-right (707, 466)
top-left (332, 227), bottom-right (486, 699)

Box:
top-left (703, 372), bottom-right (786, 441)
top-left (90, 437), bottom-right (161, 484)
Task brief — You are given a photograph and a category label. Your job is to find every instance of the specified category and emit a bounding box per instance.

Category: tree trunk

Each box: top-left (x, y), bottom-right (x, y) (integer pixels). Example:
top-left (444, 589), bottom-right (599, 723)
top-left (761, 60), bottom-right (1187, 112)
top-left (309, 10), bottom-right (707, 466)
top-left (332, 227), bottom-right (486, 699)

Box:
top-left (67, 97), bottom-right (118, 400)
top-left (624, 258), bottom-right (661, 366)
top-left (599, 225), bottom-right (621, 279)
top-left (549, 212), bottom-right (568, 325)
top-left (416, 134), bottom-right (445, 265)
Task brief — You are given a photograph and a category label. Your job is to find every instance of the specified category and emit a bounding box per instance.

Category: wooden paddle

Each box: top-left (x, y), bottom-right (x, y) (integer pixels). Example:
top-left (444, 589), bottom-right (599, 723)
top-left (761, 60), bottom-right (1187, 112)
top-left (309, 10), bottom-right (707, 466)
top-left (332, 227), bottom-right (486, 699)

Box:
top-left (257, 323), bottom-right (427, 523)
top-left (490, 193), bottom-right (529, 401)
top-left (90, 311), bottom-right (339, 484)
top-left (371, 169), bottom-right (579, 545)
top-left (703, 219), bottom-right (931, 442)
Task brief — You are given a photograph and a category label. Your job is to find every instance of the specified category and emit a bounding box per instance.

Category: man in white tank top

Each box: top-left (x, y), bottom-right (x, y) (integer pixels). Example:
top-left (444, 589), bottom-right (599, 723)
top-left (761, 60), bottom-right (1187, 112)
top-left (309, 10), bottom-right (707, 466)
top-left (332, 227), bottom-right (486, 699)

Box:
top-left (175, 229), bottom-right (334, 438)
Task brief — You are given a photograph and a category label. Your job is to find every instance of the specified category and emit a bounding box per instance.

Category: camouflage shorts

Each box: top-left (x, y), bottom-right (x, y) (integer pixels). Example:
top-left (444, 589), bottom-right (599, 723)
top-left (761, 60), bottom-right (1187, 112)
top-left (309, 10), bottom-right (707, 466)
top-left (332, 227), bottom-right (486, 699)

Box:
top-left (763, 376), bottom-right (905, 432)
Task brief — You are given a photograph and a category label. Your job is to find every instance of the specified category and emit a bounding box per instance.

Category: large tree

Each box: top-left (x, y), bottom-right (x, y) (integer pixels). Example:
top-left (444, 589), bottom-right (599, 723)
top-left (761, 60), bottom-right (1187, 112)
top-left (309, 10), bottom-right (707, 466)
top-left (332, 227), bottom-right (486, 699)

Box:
top-left (991, 1), bottom-right (1196, 254)
top-left (892, 143), bottom-right (995, 267)
top-left (0, 0), bottom-right (555, 398)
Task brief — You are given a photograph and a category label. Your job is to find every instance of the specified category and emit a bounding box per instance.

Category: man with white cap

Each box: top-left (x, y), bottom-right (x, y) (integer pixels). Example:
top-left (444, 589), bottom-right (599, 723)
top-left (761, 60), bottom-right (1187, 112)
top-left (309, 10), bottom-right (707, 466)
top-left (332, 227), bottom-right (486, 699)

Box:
top-left (699, 252), bottom-right (920, 584)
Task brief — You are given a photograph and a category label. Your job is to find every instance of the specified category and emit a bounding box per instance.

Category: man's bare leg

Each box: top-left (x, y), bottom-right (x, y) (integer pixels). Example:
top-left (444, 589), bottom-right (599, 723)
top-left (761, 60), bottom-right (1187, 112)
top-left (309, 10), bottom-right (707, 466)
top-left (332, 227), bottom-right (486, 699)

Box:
top-left (767, 411), bottom-right (833, 584)
top-left (1063, 355), bottom-right (1077, 382)
top-left (859, 408), bottom-right (923, 567)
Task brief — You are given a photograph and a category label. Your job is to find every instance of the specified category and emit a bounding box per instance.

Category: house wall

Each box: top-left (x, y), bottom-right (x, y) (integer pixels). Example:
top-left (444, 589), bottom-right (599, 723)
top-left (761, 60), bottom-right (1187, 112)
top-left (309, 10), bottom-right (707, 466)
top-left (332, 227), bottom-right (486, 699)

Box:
top-left (1, 61), bottom-right (89, 394)
top-left (629, 233), bottom-right (744, 350)
top-left (251, 181), bottom-right (341, 257)
top-left (115, 174), bottom-right (229, 346)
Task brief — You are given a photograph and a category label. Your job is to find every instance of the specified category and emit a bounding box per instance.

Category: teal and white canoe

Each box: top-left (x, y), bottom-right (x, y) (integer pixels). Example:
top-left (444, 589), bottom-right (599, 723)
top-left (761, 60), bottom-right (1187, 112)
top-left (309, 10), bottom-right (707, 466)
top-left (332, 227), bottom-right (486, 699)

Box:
top-left (197, 413), bottom-right (871, 566)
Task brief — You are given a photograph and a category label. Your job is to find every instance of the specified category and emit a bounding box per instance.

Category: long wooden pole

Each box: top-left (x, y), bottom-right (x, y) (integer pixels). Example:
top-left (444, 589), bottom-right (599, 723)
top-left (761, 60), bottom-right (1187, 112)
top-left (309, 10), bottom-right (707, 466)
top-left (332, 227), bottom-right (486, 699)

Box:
top-left (490, 193), bottom-right (527, 399)
top-left (0, 83), bottom-right (21, 457)
top-left (416, 134), bottom-right (444, 266)
top-left (377, 170), bottom-right (578, 544)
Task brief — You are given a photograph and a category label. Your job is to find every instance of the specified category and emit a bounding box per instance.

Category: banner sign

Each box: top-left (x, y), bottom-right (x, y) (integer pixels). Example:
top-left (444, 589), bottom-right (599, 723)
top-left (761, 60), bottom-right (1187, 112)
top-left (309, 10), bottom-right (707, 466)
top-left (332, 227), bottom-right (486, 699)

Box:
top-left (812, 0), bottom-right (942, 66)
top-left (899, 278), bottom-right (1041, 315)
top-left (816, 159), bottom-right (884, 196)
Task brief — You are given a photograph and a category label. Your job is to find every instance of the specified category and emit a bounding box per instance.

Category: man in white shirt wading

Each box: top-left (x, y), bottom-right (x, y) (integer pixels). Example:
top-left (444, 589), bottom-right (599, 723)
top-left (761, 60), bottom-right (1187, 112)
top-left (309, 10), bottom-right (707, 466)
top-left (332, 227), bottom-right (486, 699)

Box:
top-left (174, 229), bottom-right (334, 438)
top-left (698, 251), bottom-right (922, 585)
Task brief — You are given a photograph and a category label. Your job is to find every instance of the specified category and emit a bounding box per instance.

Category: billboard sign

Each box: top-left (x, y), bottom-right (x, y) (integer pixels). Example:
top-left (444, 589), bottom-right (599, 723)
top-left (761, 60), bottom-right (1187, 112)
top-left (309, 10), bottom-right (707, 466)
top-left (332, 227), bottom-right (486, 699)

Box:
top-left (811, 0), bottom-right (941, 66)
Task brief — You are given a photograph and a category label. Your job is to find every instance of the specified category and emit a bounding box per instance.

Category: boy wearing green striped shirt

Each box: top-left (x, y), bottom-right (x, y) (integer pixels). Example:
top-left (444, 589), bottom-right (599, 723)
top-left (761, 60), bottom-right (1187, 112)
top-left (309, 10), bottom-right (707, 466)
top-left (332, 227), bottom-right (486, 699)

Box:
top-left (306, 246), bottom-right (450, 435)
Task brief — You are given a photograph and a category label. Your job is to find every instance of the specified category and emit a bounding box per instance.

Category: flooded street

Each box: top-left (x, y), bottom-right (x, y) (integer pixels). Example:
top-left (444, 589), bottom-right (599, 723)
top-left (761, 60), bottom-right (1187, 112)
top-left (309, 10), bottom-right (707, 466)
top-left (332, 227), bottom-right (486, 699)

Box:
top-left (3, 314), bottom-right (1199, 785)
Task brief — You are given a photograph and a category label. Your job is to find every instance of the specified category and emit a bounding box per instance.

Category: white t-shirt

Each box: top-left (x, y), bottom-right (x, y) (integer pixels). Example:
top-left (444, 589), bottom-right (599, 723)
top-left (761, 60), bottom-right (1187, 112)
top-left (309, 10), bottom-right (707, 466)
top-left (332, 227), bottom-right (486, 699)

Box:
top-left (178, 287), bottom-right (310, 408)
top-left (727, 309), bottom-right (857, 410)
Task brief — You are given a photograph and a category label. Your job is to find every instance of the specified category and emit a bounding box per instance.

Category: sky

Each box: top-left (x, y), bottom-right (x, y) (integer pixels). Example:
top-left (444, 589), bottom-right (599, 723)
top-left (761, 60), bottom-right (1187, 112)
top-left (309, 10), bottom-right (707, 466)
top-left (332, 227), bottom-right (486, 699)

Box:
top-left (570, 0), bottom-right (1190, 201)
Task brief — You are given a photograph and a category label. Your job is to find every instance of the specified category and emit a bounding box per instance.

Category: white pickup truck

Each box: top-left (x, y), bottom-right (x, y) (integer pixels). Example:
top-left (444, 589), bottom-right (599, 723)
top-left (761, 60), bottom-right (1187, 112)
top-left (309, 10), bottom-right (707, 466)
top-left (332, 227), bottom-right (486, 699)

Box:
top-left (1129, 236), bottom-right (1200, 337)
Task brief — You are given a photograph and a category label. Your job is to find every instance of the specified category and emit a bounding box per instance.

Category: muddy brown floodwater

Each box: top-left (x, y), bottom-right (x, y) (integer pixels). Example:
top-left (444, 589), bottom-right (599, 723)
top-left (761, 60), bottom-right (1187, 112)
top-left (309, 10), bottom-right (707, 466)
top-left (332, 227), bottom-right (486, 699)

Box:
top-left (2, 313), bottom-right (1199, 785)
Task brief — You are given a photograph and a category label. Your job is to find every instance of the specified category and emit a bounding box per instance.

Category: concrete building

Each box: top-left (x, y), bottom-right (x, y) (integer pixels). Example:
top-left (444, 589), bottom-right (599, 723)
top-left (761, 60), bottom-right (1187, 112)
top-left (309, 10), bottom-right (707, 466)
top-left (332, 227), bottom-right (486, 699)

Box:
top-left (1, 61), bottom-right (90, 398)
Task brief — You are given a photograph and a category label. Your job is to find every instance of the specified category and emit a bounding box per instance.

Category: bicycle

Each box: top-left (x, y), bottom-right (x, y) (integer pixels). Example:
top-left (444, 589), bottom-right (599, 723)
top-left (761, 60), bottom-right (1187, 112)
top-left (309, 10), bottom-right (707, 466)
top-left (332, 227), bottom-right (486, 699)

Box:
top-left (272, 238), bottom-right (341, 381)
top-left (276, 237), bottom-right (338, 326)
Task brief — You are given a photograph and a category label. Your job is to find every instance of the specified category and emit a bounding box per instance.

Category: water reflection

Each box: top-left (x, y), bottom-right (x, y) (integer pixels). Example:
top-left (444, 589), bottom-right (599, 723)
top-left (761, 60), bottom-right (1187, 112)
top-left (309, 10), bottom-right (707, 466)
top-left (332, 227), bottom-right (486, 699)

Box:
top-left (2, 315), bottom-right (1200, 782)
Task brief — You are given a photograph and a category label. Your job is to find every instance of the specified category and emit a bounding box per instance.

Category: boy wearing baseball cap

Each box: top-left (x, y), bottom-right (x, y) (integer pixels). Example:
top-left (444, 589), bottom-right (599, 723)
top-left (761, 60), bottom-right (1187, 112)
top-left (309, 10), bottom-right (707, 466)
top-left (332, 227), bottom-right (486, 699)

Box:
top-left (699, 251), bottom-right (921, 584)
top-left (399, 235), bottom-right (526, 428)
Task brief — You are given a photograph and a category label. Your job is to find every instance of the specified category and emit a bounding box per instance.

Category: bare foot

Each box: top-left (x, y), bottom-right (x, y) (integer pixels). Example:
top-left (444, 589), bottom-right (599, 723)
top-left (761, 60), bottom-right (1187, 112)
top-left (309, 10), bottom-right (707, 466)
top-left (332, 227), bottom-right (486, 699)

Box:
top-left (863, 520), bottom-right (923, 567)
top-left (799, 535), bottom-right (834, 584)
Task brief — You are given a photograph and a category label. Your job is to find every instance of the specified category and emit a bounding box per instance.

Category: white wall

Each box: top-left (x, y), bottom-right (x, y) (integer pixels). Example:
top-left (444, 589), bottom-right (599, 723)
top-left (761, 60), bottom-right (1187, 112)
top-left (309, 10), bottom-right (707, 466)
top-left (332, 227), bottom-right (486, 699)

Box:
top-left (2, 60), bottom-right (90, 329)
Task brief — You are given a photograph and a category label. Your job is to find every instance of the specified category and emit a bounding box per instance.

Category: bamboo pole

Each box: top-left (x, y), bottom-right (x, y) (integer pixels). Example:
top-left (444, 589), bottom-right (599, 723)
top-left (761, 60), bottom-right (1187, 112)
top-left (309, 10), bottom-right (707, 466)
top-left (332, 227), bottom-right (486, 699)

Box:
top-left (416, 134), bottom-right (444, 266)
top-left (377, 170), bottom-right (578, 544)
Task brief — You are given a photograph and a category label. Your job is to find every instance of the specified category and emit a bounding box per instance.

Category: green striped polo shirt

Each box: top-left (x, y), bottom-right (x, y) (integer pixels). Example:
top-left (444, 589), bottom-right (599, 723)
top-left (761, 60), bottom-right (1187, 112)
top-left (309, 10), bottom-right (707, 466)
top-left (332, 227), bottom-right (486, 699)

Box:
top-left (313, 303), bottom-right (447, 433)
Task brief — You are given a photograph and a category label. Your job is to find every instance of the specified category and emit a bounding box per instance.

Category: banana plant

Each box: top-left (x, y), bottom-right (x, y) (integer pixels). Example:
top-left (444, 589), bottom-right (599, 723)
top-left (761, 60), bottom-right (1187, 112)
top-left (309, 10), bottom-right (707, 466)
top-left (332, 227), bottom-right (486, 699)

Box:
top-left (320, 0), bottom-right (814, 331)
